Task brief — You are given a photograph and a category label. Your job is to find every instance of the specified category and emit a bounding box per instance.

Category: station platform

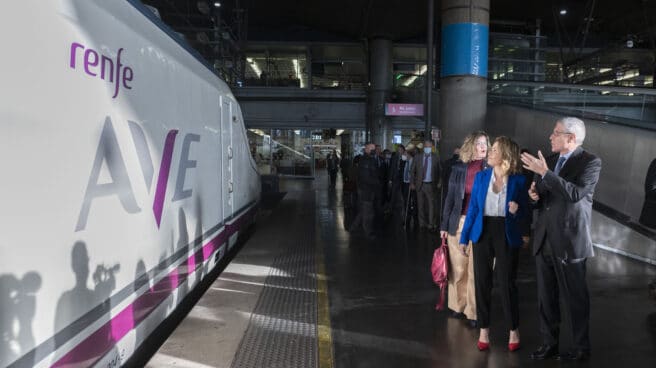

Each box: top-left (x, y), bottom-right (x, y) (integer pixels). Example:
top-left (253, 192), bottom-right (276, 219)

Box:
top-left (145, 174), bottom-right (656, 368)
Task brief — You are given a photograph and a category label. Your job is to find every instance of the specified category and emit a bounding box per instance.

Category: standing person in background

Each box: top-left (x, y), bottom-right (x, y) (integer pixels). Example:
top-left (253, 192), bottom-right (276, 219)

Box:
top-left (351, 143), bottom-right (381, 239)
top-left (410, 140), bottom-right (441, 231)
top-left (521, 117), bottom-right (602, 361)
top-left (381, 149), bottom-right (393, 209)
top-left (440, 132), bottom-right (489, 328)
top-left (402, 144), bottom-right (418, 228)
top-left (387, 145), bottom-right (406, 217)
top-left (326, 150), bottom-right (340, 187)
top-left (640, 158), bottom-right (656, 228)
top-left (459, 136), bottom-right (528, 352)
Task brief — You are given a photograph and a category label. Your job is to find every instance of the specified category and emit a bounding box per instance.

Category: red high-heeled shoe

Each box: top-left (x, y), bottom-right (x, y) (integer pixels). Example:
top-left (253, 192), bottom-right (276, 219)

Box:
top-left (508, 342), bottom-right (521, 352)
top-left (477, 341), bottom-right (490, 351)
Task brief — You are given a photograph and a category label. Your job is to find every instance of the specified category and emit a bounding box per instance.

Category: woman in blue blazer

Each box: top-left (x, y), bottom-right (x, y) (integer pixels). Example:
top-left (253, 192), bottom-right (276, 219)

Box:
top-left (459, 136), bottom-right (528, 352)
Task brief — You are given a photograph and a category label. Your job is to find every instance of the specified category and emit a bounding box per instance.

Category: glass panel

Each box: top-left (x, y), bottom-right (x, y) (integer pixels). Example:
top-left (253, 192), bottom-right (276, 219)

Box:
top-left (311, 61), bottom-right (366, 90)
top-left (488, 81), bottom-right (656, 128)
top-left (270, 129), bottom-right (314, 177)
top-left (244, 51), bottom-right (308, 88)
top-left (247, 129), bottom-right (274, 175)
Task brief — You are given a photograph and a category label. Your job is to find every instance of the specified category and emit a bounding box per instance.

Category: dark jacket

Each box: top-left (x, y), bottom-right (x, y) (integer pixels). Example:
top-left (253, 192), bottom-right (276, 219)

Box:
top-left (459, 169), bottom-right (529, 248)
top-left (388, 153), bottom-right (406, 190)
top-left (357, 154), bottom-right (382, 201)
top-left (441, 154), bottom-right (460, 196)
top-left (440, 160), bottom-right (488, 234)
top-left (532, 147), bottom-right (602, 259)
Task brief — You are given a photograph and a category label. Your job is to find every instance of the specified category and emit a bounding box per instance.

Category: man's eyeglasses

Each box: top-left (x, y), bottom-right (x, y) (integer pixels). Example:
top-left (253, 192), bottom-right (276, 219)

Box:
top-left (551, 130), bottom-right (572, 137)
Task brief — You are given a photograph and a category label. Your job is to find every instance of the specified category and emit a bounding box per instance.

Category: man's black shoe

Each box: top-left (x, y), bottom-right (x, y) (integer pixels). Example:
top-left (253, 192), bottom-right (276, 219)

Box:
top-left (529, 344), bottom-right (559, 360)
top-left (557, 350), bottom-right (590, 361)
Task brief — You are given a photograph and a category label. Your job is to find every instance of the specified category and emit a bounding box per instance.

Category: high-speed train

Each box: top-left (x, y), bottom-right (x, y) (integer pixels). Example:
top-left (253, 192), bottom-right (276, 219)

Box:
top-left (0, 1), bottom-right (260, 367)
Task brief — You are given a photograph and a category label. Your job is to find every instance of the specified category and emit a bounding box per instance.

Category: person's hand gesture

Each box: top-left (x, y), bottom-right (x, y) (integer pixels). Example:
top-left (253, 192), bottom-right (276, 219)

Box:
top-left (508, 201), bottom-right (519, 215)
top-left (528, 181), bottom-right (540, 202)
top-left (521, 150), bottom-right (548, 176)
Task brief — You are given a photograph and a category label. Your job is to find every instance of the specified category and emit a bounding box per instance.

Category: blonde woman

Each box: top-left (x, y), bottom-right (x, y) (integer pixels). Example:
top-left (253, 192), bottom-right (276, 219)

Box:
top-left (440, 132), bottom-right (489, 327)
top-left (459, 136), bottom-right (528, 352)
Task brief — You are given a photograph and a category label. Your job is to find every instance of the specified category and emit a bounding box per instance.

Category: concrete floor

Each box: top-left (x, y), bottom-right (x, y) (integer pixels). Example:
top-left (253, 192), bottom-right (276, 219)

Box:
top-left (149, 173), bottom-right (656, 368)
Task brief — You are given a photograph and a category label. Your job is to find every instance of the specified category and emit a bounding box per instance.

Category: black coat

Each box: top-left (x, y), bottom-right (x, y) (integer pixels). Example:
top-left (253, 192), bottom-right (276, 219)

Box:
top-left (388, 153), bottom-right (406, 189)
top-left (357, 154), bottom-right (382, 201)
top-left (532, 147), bottom-right (602, 260)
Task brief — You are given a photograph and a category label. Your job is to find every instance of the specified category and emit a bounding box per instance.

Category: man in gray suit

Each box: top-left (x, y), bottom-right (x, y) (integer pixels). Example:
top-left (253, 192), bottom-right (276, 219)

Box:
top-left (410, 139), bottom-right (441, 231)
top-left (521, 117), bottom-right (602, 361)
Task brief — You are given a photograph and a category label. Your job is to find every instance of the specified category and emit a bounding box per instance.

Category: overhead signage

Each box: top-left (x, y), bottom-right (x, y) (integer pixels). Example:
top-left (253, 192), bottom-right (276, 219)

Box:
top-left (385, 103), bottom-right (424, 116)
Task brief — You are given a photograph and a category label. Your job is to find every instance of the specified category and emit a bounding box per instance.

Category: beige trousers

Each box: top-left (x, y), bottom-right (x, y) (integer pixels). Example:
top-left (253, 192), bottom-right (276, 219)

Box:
top-left (447, 215), bottom-right (476, 320)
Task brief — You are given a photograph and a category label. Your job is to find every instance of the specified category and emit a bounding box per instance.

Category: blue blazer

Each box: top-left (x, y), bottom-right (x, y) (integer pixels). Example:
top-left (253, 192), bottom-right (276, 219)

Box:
top-left (459, 168), bottom-right (528, 248)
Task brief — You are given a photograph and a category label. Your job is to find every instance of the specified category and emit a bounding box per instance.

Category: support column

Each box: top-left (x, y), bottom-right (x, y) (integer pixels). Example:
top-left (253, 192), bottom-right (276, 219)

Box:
top-left (368, 38), bottom-right (392, 146)
top-left (439, 0), bottom-right (489, 158)
top-left (425, 0), bottom-right (435, 140)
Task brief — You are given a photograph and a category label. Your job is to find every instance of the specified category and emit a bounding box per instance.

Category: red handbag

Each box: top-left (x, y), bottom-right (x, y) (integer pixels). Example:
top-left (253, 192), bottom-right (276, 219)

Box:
top-left (431, 237), bottom-right (449, 310)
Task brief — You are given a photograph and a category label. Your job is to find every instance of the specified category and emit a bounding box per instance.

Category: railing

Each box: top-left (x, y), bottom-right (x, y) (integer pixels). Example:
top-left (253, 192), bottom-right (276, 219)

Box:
top-left (488, 81), bottom-right (656, 130)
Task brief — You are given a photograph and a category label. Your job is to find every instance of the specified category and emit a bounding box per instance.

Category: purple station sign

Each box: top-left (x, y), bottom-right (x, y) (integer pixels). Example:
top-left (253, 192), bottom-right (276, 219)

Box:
top-left (384, 103), bottom-right (424, 116)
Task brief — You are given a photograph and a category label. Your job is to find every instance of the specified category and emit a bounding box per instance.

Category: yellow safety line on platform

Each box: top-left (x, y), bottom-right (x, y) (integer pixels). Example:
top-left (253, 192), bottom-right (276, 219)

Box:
top-left (316, 243), bottom-right (335, 368)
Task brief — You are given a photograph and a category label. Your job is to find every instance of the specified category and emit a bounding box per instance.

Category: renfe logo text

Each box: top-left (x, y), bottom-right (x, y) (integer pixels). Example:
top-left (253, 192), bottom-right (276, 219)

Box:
top-left (69, 42), bottom-right (134, 98)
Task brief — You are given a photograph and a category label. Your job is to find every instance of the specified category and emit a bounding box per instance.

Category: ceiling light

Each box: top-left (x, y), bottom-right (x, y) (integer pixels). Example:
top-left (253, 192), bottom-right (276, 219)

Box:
top-left (402, 65), bottom-right (427, 87)
top-left (214, 2), bottom-right (221, 7)
top-left (560, 9), bottom-right (567, 15)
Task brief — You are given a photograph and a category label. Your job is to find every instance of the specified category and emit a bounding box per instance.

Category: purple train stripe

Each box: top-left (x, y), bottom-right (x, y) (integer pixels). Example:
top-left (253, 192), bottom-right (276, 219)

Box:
top-left (153, 130), bottom-right (179, 228)
top-left (50, 205), bottom-right (257, 368)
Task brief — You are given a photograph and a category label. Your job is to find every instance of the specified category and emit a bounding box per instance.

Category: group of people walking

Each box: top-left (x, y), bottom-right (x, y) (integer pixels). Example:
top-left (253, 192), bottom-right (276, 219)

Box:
top-left (347, 140), bottom-right (443, 239)
top-left (344, 116), bottom-right (602, 361)
top-left (441, 117), bottom-right (601, 360)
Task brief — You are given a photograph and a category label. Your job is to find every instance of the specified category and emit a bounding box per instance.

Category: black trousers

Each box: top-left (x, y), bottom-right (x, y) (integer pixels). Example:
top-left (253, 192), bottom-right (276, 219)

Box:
top-left (536, 249), bottom-right (590, 351)
top-left (473, 217), bottom-right (519, 330)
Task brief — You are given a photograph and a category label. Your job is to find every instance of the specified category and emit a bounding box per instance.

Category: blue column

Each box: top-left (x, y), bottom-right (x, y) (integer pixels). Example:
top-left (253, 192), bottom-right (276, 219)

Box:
top-left (438, 0), bottom-right (490, 159)
top-left (441, 23), bottom-right (489, 78)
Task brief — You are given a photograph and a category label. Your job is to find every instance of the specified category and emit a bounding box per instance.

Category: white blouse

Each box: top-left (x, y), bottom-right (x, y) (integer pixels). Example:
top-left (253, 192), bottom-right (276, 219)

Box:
top-left (484, 172), bottom-right (507, 217)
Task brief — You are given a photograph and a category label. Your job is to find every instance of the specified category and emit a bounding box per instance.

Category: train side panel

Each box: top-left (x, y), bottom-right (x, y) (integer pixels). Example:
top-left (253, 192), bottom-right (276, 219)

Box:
top-left (0, 1), bottom-right (259, 367)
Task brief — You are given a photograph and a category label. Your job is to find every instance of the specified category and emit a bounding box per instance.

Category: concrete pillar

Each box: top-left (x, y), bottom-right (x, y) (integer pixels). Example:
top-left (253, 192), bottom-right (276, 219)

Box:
top-left (439, 0), bottom-right (489, 158)
top-left (368, 38), bottom-right (392, 146)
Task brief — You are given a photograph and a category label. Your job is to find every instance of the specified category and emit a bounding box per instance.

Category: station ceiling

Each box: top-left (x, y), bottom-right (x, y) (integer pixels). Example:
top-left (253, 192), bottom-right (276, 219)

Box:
top-left (142, 0), bottom-right (656, 47)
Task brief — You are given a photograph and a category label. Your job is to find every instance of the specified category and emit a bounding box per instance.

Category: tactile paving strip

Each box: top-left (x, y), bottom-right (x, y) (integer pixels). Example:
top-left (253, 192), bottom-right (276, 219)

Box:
top-left (230, 201), bottom-right (318, 368)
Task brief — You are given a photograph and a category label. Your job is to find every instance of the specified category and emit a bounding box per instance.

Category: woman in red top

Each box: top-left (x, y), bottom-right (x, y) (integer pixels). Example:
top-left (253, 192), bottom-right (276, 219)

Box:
top-left (440, 132), bottom-right (490, 327)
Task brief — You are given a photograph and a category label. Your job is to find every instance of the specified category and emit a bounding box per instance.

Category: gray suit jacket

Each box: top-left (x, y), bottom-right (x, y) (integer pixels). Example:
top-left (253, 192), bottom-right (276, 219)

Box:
top-left (410, 152), bottom-right (441, 190)
top-left (532, 147), bottom-right (602, 260)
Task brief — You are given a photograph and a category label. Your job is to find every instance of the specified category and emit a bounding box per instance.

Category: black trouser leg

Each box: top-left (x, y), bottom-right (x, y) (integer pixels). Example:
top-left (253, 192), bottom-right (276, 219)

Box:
top-left (474, 217), bottom-right (519, 330)
top-left (474, 225), bottom-right (495, 328)
top-left (558, 260), bottom-right (591, 351)
top-left (494, 235), bottom-right (519, 330)
top-left (536, 253), bottom-right (561, 346)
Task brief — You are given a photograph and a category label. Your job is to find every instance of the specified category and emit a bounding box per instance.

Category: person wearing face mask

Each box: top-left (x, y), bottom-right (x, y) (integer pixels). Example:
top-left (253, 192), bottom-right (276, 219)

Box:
top-left (410, 139), bottom-right (442, 231)
top-left (459, 136), bottom-right (528, 353)
top-left (440, 131), bottom-right (490, 328)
